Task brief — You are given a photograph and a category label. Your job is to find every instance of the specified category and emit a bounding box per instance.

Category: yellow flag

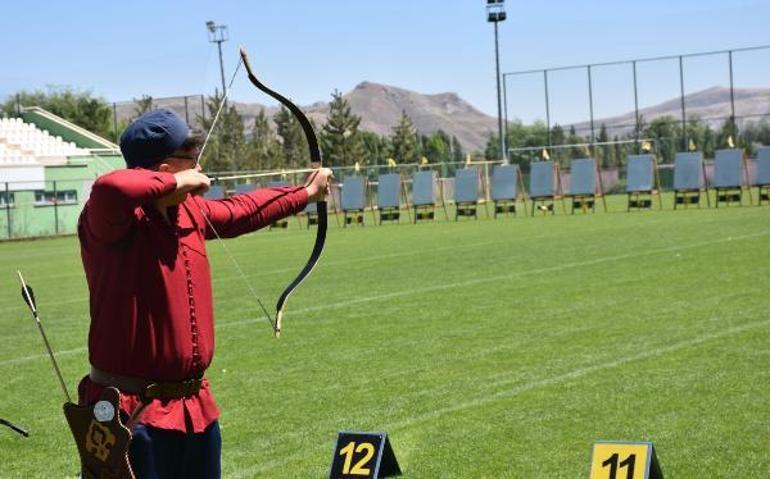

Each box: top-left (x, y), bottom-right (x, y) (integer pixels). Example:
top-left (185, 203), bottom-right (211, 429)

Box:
top-left (688, 139), bottom-right (696, 152)
top-left (641, 141), bottom-right (652, 152)
top-left (727, 135), bottom-right (735, 148)
top-left (541, 148), bottom-right (550, 161)
top-left (387, 158), bottom-right (397, 168)
top-left (354, 161), bottom-right (360, 172)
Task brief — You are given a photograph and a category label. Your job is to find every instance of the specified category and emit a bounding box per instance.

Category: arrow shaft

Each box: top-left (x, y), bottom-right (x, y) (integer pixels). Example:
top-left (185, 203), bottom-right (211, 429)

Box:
top-left (17, 271), bottom-right (72, 403)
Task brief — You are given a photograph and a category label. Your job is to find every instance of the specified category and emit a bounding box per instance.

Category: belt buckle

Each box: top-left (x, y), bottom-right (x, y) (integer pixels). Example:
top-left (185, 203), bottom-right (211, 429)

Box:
top-left (187, 378), bottom-right (203, 396)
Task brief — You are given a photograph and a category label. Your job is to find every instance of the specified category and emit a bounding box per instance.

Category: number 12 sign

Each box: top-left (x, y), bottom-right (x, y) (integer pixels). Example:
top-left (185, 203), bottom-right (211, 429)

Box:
top-left (589, 441), bottom-right (663, 479)
top-left (329, 432), bottom-right (401, 479)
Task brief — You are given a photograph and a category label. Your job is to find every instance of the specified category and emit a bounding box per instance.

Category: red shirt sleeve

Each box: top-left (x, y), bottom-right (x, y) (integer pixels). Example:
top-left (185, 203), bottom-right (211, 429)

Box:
top-left (80, 169), bottom-right (177, 243)
top-left (194, 186), bottom-right (309, 238)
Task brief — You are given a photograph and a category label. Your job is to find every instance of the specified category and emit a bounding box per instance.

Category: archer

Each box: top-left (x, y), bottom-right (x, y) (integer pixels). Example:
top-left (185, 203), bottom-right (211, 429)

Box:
top-left (75, 107), bottom-right (331, 478)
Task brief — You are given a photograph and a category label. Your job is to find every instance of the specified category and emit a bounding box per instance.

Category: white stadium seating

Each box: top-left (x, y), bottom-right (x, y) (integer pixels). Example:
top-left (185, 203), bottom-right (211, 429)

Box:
top-left (0, 117), bottom-right (87, 166)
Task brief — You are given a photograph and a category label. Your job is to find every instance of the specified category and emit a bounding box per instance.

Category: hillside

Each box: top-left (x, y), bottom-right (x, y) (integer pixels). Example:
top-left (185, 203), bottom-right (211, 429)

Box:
top-left (572, 86), bottom-right (770, 134)
top-left (115, 82), bottom-right (499, 152)
top-left (114, 84), bottom-right (770, 153)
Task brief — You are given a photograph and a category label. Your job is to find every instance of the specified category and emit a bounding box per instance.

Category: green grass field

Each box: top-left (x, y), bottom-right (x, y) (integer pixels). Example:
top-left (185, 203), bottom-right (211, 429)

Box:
top-left (0, 195), bottom-right (768, 478)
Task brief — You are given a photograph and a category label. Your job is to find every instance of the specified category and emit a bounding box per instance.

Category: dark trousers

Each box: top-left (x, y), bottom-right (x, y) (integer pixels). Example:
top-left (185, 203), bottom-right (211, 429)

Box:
top-left (129, 421), bottom-right (221, 479)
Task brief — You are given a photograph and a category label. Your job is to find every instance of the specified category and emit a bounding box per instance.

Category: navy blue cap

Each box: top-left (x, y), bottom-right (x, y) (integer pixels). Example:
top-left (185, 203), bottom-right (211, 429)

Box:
top-left (120, 109), bottom-right (189, 168)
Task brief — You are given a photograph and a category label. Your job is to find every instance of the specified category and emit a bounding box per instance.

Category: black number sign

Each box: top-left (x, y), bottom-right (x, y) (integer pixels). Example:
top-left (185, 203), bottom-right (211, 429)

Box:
top-left (329, 432), bottom-right (401, 479)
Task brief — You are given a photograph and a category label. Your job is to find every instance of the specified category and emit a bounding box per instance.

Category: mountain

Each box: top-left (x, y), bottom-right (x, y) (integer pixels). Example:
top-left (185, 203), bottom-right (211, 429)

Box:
top-left (114, 84), bottom-right (770, 154)
top-left (115, 82), bottom-right (499, 152)
top-left (230, 81), bottom-right (500, 152)
top-left (572, 86), bottom-right (770, 135)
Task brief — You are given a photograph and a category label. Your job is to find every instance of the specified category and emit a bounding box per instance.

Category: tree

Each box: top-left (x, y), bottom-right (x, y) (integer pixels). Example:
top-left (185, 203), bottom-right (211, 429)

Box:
top-left (423, 130), bottom-right (452, 164)
top-left (359, 130), bottom-right (390, 166)
top-left (2, 87), bottom-right (112, 139)
top-left (245, 108), bottom-right (283, 170)
top-left (319, 90), bottom-right (366, 167)
top-left (597, 123), bottom-right (612, 167)
top-left (451, 136), bottom-right (464, 163)
top-left (484, 133), bottom-right (500, 162)
top-left (197, 92), bottom-right (247, 172)
top-left (390, 111), bottom-right (420, 164)
top-left (490, 119), bottom-right (552, 167)
top-left (133, 95), bottom-right (154, 119)
top-left (549, 124), bottom-right (567, 165)
top-left (738, 120), bottom-right (770, 154)
top-left (274, 106), bottom-right (310, 169)
top-left (612, 135), bottom-right (623, 168)
top-left (550, 124), bottom-right (566, 146)
top-left (643, 116), bottom-right (679, 163)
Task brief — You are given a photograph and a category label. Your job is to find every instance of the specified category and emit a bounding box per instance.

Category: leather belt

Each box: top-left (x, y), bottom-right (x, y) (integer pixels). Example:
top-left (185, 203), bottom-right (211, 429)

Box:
top-left (89, 367), bottom-right (203, 401)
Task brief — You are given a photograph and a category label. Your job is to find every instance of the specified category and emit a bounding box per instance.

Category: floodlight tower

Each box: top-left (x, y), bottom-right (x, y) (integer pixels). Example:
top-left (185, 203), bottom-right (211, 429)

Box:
top-left (487, 0), bottom-right (507, 163)
top-left (206, 21), bottom-right (229, 97)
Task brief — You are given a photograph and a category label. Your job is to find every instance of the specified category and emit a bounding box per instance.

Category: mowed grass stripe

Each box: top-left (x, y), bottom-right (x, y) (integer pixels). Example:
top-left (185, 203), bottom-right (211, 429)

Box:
top-left (233, 318), bottom-right (769, 478)
top-left (215, 256), bottom-right (766, 428)
top-left (213, 287), bottom-right (766, 464)
top-left (214, 228), bottom-right (769, 329)
top-left (1, 228), bottom-right (764, 365)
top-left (213, 222), bottom-right (757, 476)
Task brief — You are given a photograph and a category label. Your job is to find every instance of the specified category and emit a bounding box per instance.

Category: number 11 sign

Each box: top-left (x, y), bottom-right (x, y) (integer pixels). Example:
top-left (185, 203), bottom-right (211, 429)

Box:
top-left (589, 441), bottom-right (663, 479)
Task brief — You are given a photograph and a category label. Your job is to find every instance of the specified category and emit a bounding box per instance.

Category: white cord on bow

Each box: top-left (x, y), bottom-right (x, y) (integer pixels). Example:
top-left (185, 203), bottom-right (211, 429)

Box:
top-left (193, 55), bottom-right (278, 332)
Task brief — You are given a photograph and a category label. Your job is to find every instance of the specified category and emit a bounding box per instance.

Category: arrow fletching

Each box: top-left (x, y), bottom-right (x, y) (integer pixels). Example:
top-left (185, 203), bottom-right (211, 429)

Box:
top-left (17, 271), bottom-right (37, 314)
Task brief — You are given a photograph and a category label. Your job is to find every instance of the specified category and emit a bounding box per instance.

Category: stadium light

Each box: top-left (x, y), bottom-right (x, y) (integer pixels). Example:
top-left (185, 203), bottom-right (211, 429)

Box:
top-left (206, 21), bottom-right (229, 97)
top-left (486, 0), bottom-right (507, 163)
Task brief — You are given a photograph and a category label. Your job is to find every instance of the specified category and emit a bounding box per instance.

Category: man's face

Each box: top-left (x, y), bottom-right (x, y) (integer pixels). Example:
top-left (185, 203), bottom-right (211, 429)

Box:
top-left (153, 147), bottom-right (203, 207)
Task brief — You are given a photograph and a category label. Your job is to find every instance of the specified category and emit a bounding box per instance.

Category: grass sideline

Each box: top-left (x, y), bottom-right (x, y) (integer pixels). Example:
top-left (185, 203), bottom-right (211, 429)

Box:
top-left (0, 194), bottom-right (768, 477)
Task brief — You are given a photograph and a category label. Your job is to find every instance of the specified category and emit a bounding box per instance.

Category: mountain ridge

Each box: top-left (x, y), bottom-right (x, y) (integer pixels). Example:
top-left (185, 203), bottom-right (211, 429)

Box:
top-left (571, 86), bottom-right (770, 135)
top-left (114, 83), bottom-right (770, 152)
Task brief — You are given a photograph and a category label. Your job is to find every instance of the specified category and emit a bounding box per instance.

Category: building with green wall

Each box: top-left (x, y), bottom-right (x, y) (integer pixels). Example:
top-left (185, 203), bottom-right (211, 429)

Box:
top-left (0, 108), bottom-right (123, 239)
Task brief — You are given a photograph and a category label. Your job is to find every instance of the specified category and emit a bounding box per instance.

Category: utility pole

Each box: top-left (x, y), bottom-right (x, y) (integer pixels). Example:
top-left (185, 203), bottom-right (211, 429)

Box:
top-left (486, 1), bottom-right (507, 163)
top-left (206, 21), bottom-right (229, 97)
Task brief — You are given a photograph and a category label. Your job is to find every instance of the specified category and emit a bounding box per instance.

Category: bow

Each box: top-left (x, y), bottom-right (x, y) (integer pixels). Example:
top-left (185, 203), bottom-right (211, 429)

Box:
top-left (198, 48), bottom-right (327, 338)
top-left (239, 47), bottom-right (328, 338)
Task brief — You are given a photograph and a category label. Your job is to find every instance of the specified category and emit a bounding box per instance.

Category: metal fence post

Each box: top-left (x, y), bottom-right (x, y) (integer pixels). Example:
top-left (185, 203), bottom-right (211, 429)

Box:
top-left (113, 102), bottom-right (119, 142)
top-left (728, 50), bottom-right (736, 139)
top-left (679, 55), bottom-right (687, 151)
top-left (53, 180), bottom-right (59, 235)
top-left (502, 73), bottom-right (509, 146)
top-left (5, 182), bottom-right (11, 239)
top-left (632, 60), bottom-right (640, 154)
top-left (587, 65), bottom-right (596, 156)
top-left (543, 70), bottom-right (551, 147)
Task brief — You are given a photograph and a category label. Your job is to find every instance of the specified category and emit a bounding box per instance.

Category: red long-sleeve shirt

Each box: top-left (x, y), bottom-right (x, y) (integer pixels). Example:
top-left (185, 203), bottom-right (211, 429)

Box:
top-left (77, 168), bottom-right (308, 432)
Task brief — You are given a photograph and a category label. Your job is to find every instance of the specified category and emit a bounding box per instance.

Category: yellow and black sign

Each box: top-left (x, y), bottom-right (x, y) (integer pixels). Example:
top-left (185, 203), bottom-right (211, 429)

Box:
top-left (589, 441), bottom-right (663, 479)
top-left (329, 432), bottom-right (401, 479)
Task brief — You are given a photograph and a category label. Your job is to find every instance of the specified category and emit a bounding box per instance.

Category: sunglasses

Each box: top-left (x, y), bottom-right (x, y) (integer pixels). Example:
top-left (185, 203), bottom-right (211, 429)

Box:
top-left (168, 154), bottom-right (198, 161)
top-left (166, 150), bottom-right (200, 167)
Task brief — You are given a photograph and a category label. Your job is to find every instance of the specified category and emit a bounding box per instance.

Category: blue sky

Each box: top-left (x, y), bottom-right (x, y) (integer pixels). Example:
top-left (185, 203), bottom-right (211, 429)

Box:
top-left (1, 0), bottom-right (768, 125)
